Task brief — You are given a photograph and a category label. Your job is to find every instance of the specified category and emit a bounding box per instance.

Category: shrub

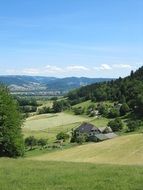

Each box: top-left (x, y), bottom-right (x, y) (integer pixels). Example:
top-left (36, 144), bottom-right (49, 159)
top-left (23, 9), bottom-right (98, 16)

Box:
top-left (73, 107), bottom-right (85, 115)
top-left (108, 108), bottom-right (120, 118)
top-left (120, 103), bottom-right (130, 116)
top-left (108, 118), bottom-right (124, 132)
top-left (38, 106), bottom-right (52, 114)
top-left (25, 136), bottom-right (37, 150)
top-left (38, 138), bottom-right (48, 148)
top-left (76, 134), bottom-right (88, 144)
top-left (56, 132), bottom-right (70, 142)
top-left (127, 120), bottom-right (141, 132)
top-left (97, 103), bottom-right (108, 117)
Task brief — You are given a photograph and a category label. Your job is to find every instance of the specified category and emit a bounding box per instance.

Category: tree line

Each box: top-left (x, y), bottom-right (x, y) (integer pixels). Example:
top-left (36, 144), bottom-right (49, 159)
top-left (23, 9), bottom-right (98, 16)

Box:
top-left (67, 66), bottom-right (143, 117)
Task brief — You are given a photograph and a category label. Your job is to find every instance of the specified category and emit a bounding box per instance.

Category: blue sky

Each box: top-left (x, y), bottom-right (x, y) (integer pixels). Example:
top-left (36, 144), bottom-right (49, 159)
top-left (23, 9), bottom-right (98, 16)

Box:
top-left (0, 0), bottom-right (143, 77)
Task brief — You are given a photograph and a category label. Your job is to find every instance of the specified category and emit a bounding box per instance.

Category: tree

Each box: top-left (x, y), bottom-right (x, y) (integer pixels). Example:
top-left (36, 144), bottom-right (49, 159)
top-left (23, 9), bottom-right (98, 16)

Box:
top-left (38, 138), bottom-right (48, 148)
top-left (73, 107), bottom-right (85, 115)
top-left (76, 134), bottom-right (88, 144)
top-left (120, 103), bottom-right (130, 116)
top-left (97, 103), bottom-right (108, 116)
top-left (119, 95), bottom-right (126, 104)
top-left (25, 136), bottom-right (37, 150)
top-left (38, 106), bottom-right (52, 114)
top-left (135, 94), bottom-right (143, 116)
top-left (108, 118), bottom-right (124, 132)
top-left (127, 120), bottom-right (141, 132)
top-left (52, 101), bottom-right (63, 113)
top-left (108, 108), bottom-right (120, 118)
top-left (130, 70), bottom-right (134, 78)
top-left (56, 132), bottom-right (69, 142)
top-left (0, 86), bottom-right (24, 157)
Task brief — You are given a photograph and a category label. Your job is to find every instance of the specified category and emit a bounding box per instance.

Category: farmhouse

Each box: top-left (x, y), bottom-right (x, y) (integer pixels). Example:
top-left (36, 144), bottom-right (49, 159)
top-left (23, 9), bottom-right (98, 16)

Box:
top-left (74, 122), bottom-right (117, 142)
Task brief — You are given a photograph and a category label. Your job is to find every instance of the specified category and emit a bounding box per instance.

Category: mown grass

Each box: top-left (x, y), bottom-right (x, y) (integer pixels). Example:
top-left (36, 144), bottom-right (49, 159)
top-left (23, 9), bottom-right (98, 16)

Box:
top-left (23, 111), bottom-right (118, 142)
top-left (24, 113), bottom-right (88, 131)
top-left (31, 134), bottom-right (143, 166)
top-left (0, 159), bottom-right (143, 190)
top-left (23, 113), bottom-right (89, 141)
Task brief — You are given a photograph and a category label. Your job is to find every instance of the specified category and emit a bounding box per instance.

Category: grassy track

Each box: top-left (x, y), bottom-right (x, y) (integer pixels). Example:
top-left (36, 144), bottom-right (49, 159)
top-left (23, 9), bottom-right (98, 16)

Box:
top-left (31, 134), bottom-right (143, 165)
top-left (0, 159), bottom-right (143, 190)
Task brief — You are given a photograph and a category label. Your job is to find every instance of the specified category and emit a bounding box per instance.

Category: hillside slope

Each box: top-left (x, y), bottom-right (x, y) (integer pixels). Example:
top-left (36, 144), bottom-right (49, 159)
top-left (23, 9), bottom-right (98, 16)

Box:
top-left (31, 134), bottom-right (143, 165)
top-left (67, 66), bottom-right (143, 117)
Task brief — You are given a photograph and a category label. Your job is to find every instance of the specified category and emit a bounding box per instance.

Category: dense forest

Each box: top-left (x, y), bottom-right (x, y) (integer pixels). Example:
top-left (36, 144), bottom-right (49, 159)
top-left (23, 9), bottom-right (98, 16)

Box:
top-left (67, 66), bottom-right (143, 117)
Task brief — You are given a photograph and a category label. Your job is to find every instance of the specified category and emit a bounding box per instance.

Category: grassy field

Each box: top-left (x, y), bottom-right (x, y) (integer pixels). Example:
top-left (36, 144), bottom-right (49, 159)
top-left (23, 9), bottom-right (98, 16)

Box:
top-left (31, 134), bottom-right (143, 165)
top-left (72, 100), bottom-right (93, 109)
top-left (72, 100), bottom-right (114, 109)
top-left (37, 99), bottom-right (53, 108)
top-left (90, 117), bottom-right (109, 127)
top-left (24, 113), bottom-right (88, 130)
top-left (23, 111), bottom-right (111, 141)
top-left (23, 112), bottom-right (89, 140)
top-left (0, 159), bottom-right (143, 190)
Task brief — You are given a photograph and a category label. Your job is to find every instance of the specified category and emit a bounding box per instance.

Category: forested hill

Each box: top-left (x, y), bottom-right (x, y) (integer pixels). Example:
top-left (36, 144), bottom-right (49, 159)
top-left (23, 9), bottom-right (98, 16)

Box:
top-left (67, 66), bottom-right (143, 116)
top-left (0, 76), bottom-right (112, 92)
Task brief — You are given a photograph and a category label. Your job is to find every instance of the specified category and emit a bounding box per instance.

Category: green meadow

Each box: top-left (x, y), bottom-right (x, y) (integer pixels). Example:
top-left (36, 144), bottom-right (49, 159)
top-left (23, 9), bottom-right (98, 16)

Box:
top-left (23, 110), bottom-right (110, 141)
top-left (0, 159), bottom-right (143, 190)
top-left (23, 112), bottom-right (89, 141)
top-left (29, 134), bottom-right (143, 165)
top-left (3, 101), bottom-right (143, 190)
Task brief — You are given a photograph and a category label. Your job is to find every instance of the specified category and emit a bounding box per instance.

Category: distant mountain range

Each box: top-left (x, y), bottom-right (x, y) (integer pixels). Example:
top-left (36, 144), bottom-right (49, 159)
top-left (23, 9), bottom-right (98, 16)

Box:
top-left (0, 75), bottom-right (113, 93)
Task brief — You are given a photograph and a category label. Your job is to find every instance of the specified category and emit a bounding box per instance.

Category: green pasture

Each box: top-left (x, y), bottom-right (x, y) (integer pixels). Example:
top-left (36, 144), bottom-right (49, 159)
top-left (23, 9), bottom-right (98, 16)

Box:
top-left (0, 159), bottom-right (143, 190)
top-left (31, 134), bottom-right (143, 166)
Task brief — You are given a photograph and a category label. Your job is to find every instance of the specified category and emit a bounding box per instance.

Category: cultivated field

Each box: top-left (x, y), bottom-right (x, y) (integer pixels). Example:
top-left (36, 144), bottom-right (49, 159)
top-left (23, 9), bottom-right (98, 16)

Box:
top-left (31, 134), bottom-right (143, 165)
top-left (0, 159), bottom-right (143, 190)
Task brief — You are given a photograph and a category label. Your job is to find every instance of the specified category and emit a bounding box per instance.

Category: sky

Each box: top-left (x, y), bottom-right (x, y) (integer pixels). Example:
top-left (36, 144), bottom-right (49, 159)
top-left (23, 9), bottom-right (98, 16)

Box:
top-left (0, 0), bottom-right (143, 78)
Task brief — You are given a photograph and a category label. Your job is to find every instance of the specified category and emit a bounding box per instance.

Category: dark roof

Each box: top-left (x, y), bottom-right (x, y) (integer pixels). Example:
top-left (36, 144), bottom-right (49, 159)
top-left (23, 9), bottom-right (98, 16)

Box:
top-left (75, 122), bottom-right (99, 133)
top-left (93, 134), bottom-right (108, 141)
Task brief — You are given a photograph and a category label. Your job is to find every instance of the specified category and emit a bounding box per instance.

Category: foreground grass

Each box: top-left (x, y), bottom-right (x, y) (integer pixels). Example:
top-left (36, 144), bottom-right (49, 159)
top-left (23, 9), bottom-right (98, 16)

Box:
top-left (0, 159), bottom-right (143, 190)
top-left (31, 134), bottom-right (143, 165)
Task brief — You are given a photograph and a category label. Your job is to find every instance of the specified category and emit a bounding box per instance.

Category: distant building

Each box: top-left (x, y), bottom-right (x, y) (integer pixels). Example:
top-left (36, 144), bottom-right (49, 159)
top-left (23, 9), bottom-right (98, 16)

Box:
top-left (73, 122), bottom-right (117, 142)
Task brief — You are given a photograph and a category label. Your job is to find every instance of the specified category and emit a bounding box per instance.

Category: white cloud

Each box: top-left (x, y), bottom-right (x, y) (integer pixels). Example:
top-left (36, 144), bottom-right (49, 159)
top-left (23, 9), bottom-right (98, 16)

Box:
top-left (45, 65), bottom-right (64, 73)
top-left (100, 64), bottom-right (112, 70)
top-left (4, 63), bottom-right (139, 77)
top-left (94, 64), bottom-right (112, 71)
top-left (67, 65), bottom-right (89, 71)
top-left (22, 68), bottom-right (40, 75)
top-left (113, 64), bottom-right (132, 69)
top-left (93, 63), bottom-right (137, 72)
top-left (6, 69), bottom-right (17, 74)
